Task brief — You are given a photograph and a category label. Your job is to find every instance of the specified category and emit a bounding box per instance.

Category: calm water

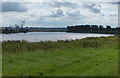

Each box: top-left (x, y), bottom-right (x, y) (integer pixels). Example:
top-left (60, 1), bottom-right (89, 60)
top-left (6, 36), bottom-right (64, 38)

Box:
top-left (1, 32), bottom-right (114, 42)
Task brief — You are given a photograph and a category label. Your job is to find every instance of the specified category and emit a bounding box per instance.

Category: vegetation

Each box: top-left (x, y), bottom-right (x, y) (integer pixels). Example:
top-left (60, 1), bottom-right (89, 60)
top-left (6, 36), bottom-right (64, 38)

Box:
top-left (2, 36), bottom-right (118, 76)
top-left (67, 25), bottom-right (120, 34)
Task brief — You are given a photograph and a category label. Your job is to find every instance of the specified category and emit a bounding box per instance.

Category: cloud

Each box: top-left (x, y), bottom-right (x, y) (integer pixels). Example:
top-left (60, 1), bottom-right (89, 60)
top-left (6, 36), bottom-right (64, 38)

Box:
top-left (109, 2), bottom-right (118, 5)
top-left (2, 2), bottom-right (27, 12)
top-left (109, 14), bottom-right (118, 16)
top-left (83, 3), bottom-right (101, 13)
top-left (66, 10), bottom-right (84, 20)
top-left (50, 8), bottom-right (64, 17)
top-left (67, 10), bottom-right (80, 17)
top-left (101, 13), bottom-right (118, 17)
top-left (49, 2), bottom-right (102, 14)
top-left (1, 2), bottom-right (118, 28)
top-left (49, 2), bottom-right (79, 8)
top-left (2, 0), bottom-right (119, 2)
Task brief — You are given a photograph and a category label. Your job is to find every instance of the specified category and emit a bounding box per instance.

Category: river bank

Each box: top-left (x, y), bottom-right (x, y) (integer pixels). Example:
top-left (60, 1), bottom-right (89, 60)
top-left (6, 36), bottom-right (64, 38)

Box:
top-left (2, 36), bottom-right (118, 76)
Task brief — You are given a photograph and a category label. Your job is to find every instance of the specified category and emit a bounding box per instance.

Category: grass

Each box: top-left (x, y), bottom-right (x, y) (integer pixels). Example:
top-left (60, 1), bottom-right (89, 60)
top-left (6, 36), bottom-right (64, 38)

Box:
top-left (2, 36), bottom-right (118, 76)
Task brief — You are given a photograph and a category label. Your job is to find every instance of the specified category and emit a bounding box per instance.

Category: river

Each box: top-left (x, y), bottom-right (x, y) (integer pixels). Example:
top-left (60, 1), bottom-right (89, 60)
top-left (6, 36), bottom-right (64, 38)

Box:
top-left (1, 32), bottom-right (114, 42)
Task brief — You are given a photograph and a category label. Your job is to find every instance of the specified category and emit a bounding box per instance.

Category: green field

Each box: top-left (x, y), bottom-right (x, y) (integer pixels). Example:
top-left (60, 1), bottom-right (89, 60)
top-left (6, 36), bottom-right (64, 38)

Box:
top-left (2, 36), bottom-right (118, 76)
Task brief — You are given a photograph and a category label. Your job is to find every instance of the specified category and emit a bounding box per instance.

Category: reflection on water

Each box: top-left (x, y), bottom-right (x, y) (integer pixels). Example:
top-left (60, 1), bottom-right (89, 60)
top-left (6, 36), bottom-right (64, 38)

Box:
top-left (1, 32), bottom-right (114, 42)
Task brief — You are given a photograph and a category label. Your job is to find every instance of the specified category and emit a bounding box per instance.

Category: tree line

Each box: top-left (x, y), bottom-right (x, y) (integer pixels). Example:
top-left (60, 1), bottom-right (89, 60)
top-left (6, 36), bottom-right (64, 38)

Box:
top-left (67, 25), bottom-right (120, 34)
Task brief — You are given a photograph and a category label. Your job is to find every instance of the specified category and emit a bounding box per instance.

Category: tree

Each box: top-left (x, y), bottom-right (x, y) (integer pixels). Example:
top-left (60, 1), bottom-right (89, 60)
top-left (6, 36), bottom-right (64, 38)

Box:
top-left (99, 25), bottom-right (103, 28)
top-left (106, 25), bottom-right (111, 29)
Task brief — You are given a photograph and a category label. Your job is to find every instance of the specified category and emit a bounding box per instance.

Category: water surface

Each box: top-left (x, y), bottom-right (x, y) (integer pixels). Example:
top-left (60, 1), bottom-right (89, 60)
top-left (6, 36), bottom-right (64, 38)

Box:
top-left (2, 32), bottom-right (113, 42)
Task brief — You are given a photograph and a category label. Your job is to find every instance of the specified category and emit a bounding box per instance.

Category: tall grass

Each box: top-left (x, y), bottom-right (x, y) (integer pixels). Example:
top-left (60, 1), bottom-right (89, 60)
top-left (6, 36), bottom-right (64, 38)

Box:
top-left (2, 36), bottom-right (118, 76)
top-left (2, 36), bottom-right (118, 54)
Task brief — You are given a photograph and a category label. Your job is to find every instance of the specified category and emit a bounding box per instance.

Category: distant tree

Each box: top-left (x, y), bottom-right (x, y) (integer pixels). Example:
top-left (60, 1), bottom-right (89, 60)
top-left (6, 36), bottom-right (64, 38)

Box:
top-left (106, 25), bottom-right (111, 29)
top-left (85, 25), bottom-right (90, 28)
top-left (99, 25), bottom-right (103, 28)
top-left (91, 25), bottom-right (98, 28)
top-left (67, 26), bottom-right (70, 28)
top-left (116, 27), bottom-right (120, 29)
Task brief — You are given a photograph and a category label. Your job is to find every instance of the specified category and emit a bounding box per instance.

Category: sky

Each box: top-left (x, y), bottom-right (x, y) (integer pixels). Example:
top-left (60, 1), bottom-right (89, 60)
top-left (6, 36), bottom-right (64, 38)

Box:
top-left (1, 0), bottom-right (119, 28)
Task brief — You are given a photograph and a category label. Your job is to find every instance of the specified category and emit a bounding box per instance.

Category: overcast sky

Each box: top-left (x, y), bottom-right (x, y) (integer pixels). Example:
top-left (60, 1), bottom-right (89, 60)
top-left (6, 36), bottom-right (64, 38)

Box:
top-left (1, 1), bottom-right (119, 28)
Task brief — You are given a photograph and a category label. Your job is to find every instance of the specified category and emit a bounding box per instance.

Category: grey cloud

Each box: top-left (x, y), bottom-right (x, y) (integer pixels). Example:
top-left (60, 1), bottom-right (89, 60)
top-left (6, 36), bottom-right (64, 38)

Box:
top-left (49, 8), bottom-right (83, 19)
top-left (49, 2), bottom-right (79, 8)
top-left (2, 2), bottom-right (27, 12)
top-left (67, 10), bottom-right (80, 17)
top-left (50, 8), bottom-right (64, 17)
top-left (66, 10), bottom-right (84, 20)
top-left (101, 13), bottom-right (118, 17)
top-left (109, 14), bottom-right (118, 16)
top-left (83, 3), bottom-right (101, 13)
top-left (109, 2), bottom-right (118, 5)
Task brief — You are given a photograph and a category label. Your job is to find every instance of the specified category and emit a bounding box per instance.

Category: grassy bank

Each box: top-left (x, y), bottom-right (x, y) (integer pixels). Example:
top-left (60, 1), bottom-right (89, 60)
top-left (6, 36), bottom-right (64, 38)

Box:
top-left (2, 36), bottom-right (118, 76)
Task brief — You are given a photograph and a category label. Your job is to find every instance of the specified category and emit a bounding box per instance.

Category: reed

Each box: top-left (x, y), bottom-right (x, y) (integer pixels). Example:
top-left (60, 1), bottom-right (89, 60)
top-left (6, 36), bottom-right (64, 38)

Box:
top-left (2, 36), bottom-right (111, 54)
